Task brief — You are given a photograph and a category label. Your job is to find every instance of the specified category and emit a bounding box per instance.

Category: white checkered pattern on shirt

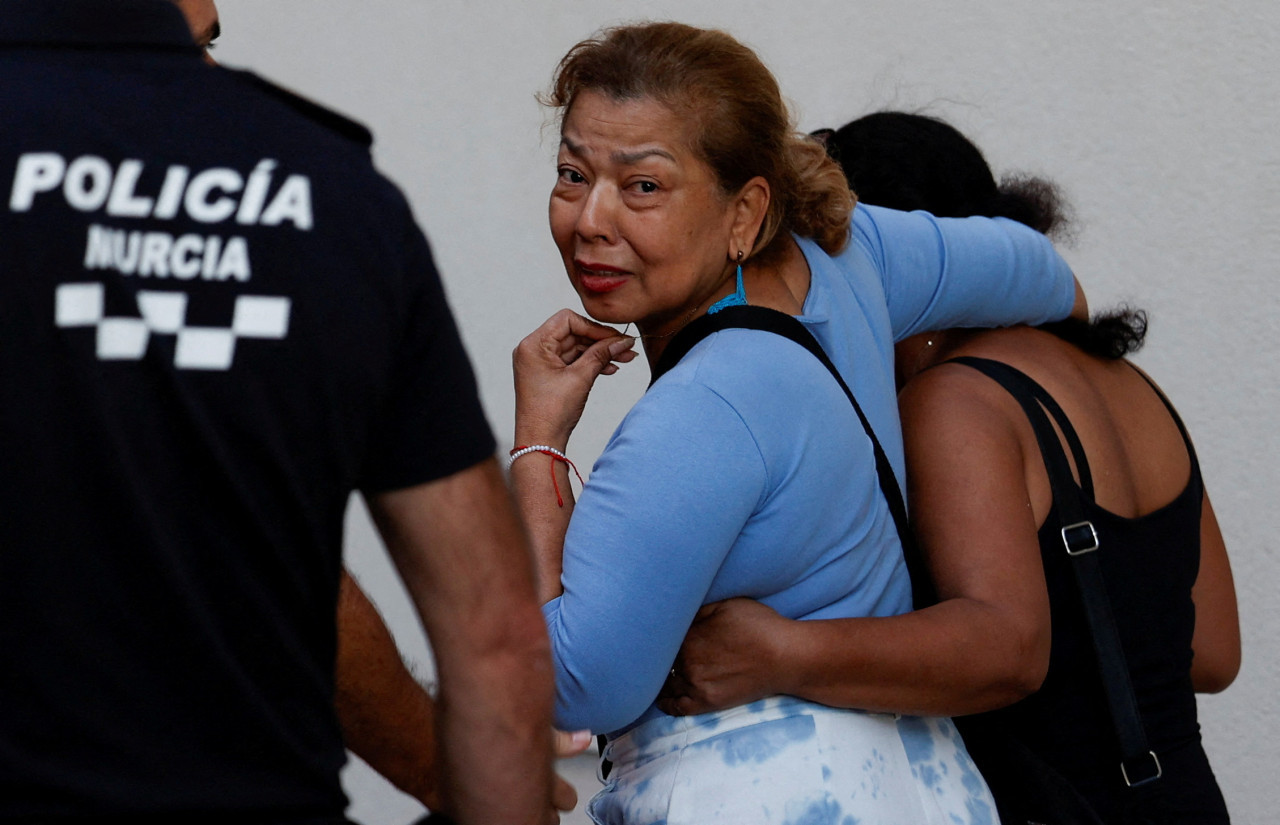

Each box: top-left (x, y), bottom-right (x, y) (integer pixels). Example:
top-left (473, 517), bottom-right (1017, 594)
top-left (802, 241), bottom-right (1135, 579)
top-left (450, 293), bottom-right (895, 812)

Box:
top-left (55, 282), bottom-right (290, 371)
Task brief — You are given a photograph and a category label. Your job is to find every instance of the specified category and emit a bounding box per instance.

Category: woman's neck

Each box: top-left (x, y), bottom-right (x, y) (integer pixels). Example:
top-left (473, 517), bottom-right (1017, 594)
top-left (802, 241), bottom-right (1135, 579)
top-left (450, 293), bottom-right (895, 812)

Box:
top-left (748, 236), bottom-right (810, 316)
top-left (639, 237), bottom-right (812, 367)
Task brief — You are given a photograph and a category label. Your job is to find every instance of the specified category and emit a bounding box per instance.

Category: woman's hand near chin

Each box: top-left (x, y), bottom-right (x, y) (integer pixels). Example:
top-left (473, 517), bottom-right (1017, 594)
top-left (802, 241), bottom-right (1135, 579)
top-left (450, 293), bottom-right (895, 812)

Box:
top-left (511, 309), bottom-right (636, 602)
top-left (513, 309), bottom-right (637, 448)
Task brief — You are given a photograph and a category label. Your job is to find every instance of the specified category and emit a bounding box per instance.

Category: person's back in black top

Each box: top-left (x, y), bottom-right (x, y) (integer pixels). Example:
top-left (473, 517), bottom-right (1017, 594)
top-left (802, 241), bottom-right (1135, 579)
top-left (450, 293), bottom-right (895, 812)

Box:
top-left (952, 356), bottom-right (1229, 825)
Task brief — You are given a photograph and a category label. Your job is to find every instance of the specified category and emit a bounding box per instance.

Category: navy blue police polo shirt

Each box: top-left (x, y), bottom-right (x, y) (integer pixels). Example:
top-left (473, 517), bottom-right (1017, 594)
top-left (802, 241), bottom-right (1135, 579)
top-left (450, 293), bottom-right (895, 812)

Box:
top-left (0, 0), bottom-right (495, 818)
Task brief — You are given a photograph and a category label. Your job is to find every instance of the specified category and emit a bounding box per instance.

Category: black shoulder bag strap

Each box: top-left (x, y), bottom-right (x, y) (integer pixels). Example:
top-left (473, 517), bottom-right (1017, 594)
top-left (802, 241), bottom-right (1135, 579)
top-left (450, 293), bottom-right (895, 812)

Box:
top-left (947, 356), bottom-right (1163, 789)
top-left (653, 304), bottom-right (937, 608)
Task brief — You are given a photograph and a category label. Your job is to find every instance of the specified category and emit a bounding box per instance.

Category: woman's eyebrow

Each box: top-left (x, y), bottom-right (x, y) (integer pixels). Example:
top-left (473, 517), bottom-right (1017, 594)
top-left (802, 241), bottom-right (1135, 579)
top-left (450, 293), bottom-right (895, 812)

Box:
top-left (559, 135), bottom-right (584, 156)
top-left (558, 136), bottom-right (675, 165)
top-left (611, 147), bottom-right (676, 165)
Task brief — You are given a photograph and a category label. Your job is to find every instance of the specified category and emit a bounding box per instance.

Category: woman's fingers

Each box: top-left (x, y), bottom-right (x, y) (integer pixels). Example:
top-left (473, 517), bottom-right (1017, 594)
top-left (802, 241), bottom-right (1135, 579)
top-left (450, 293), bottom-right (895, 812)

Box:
top-left (540, 309), bottom-right (628, 363)
top-left (517, 310), bottom-right (634, 370)
top-left (513, 310), bottom-right (636, 445)
top-left (554, 728), bottom-right (593, 757)
top-left (655, 666), bottom-right (706, 716)
top-left (551, 775), bottom-right (578, 817)
top-left (547, 729), bottom-right (590, 817)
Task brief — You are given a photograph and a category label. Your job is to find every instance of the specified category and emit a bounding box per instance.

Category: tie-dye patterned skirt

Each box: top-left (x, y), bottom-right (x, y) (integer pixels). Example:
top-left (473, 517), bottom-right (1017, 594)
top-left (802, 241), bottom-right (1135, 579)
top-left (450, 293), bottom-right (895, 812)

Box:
top-left (587, 696), bottom-right (999, 825)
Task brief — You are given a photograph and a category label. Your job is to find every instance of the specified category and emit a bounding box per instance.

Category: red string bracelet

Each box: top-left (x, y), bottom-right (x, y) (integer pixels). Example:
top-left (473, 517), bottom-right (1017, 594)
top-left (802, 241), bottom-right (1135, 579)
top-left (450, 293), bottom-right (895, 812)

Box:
top-left (508, 444), bottom-right (584, 507)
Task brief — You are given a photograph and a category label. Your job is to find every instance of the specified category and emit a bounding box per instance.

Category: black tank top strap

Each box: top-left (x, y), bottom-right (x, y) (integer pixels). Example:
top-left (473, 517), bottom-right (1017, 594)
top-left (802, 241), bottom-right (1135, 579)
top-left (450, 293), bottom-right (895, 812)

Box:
top-left (1123, 361), bottom-right (1202, 475)
top-left (944, 356), bottom-right (1093, 499)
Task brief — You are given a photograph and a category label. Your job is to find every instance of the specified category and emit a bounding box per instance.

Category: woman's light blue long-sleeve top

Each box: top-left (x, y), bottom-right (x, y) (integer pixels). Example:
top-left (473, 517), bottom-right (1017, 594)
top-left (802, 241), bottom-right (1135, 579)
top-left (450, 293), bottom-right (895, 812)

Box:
top-left (543, 204), bottom-right (1077, 735)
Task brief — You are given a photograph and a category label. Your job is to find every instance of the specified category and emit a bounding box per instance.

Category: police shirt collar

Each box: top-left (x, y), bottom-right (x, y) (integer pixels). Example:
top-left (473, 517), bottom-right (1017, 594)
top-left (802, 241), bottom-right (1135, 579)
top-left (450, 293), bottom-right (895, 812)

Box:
top-left (0, 0), bottom-right (199, 52)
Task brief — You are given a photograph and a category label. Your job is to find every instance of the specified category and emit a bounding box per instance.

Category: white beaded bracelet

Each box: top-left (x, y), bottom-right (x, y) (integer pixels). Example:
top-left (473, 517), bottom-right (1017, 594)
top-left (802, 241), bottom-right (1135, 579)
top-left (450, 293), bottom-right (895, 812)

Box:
top-left (508, 444), bottom-right (584, 507)
top-left (507, 444), bottom-right (567, 469)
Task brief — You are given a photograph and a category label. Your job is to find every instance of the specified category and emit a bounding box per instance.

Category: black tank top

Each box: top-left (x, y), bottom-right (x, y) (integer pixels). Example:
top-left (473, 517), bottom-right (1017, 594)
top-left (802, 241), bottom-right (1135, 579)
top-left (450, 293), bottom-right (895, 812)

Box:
top-left (947, 357), bottom-right (1228, 824)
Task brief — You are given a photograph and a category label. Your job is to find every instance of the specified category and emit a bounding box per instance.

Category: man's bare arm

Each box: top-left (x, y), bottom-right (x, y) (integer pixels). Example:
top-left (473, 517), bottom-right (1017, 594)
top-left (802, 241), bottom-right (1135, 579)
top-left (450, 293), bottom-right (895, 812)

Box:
top-left (366, 459), bottom-right (554, 825)
top-left (335, 571), bottom-right (441, 808)
top-left (335, 570), bottom-right (588, 817)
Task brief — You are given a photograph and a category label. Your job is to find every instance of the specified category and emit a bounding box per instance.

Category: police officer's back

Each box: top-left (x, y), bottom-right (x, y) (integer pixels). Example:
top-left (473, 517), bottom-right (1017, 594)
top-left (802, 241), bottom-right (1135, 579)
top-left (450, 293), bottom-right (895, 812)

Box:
top-left (0, 1), bottom-right (554, 820)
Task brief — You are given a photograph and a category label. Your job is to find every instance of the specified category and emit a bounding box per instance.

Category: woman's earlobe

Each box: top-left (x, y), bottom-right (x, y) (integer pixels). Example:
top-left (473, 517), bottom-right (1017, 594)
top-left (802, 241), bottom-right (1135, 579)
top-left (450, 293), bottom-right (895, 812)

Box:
top-left (731, 177), bottom-right (770, 258)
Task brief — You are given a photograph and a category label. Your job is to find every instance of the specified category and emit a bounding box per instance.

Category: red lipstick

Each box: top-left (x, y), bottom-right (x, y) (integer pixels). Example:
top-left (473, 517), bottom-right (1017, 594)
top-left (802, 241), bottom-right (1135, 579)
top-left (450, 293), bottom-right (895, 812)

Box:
top-left (577, 261), bottom-right (630, 294)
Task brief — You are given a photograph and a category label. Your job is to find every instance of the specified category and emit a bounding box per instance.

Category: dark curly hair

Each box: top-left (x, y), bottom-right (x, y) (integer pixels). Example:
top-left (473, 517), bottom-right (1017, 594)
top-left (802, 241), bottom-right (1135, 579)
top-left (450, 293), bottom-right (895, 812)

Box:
top-left (817, 111), bottom-right (1145, 358)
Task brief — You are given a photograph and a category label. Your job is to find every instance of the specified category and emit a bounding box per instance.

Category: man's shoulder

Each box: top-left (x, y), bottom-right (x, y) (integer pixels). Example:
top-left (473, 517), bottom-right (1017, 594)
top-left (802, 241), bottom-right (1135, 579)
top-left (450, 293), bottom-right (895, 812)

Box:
top-left (230, 70), bottom-right (374, 149)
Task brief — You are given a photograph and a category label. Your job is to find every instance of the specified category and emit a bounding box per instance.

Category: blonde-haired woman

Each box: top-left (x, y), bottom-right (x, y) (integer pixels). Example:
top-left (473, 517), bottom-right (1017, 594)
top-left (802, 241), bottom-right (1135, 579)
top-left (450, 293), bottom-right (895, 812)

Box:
top-left (510, 22), bottom-right (1084, 824)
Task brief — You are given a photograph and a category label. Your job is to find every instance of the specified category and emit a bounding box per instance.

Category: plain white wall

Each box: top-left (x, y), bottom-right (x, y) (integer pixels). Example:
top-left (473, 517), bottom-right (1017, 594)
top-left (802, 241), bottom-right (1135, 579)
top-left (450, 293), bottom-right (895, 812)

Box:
top-left (213, 2), bottom-right (1280, 823)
